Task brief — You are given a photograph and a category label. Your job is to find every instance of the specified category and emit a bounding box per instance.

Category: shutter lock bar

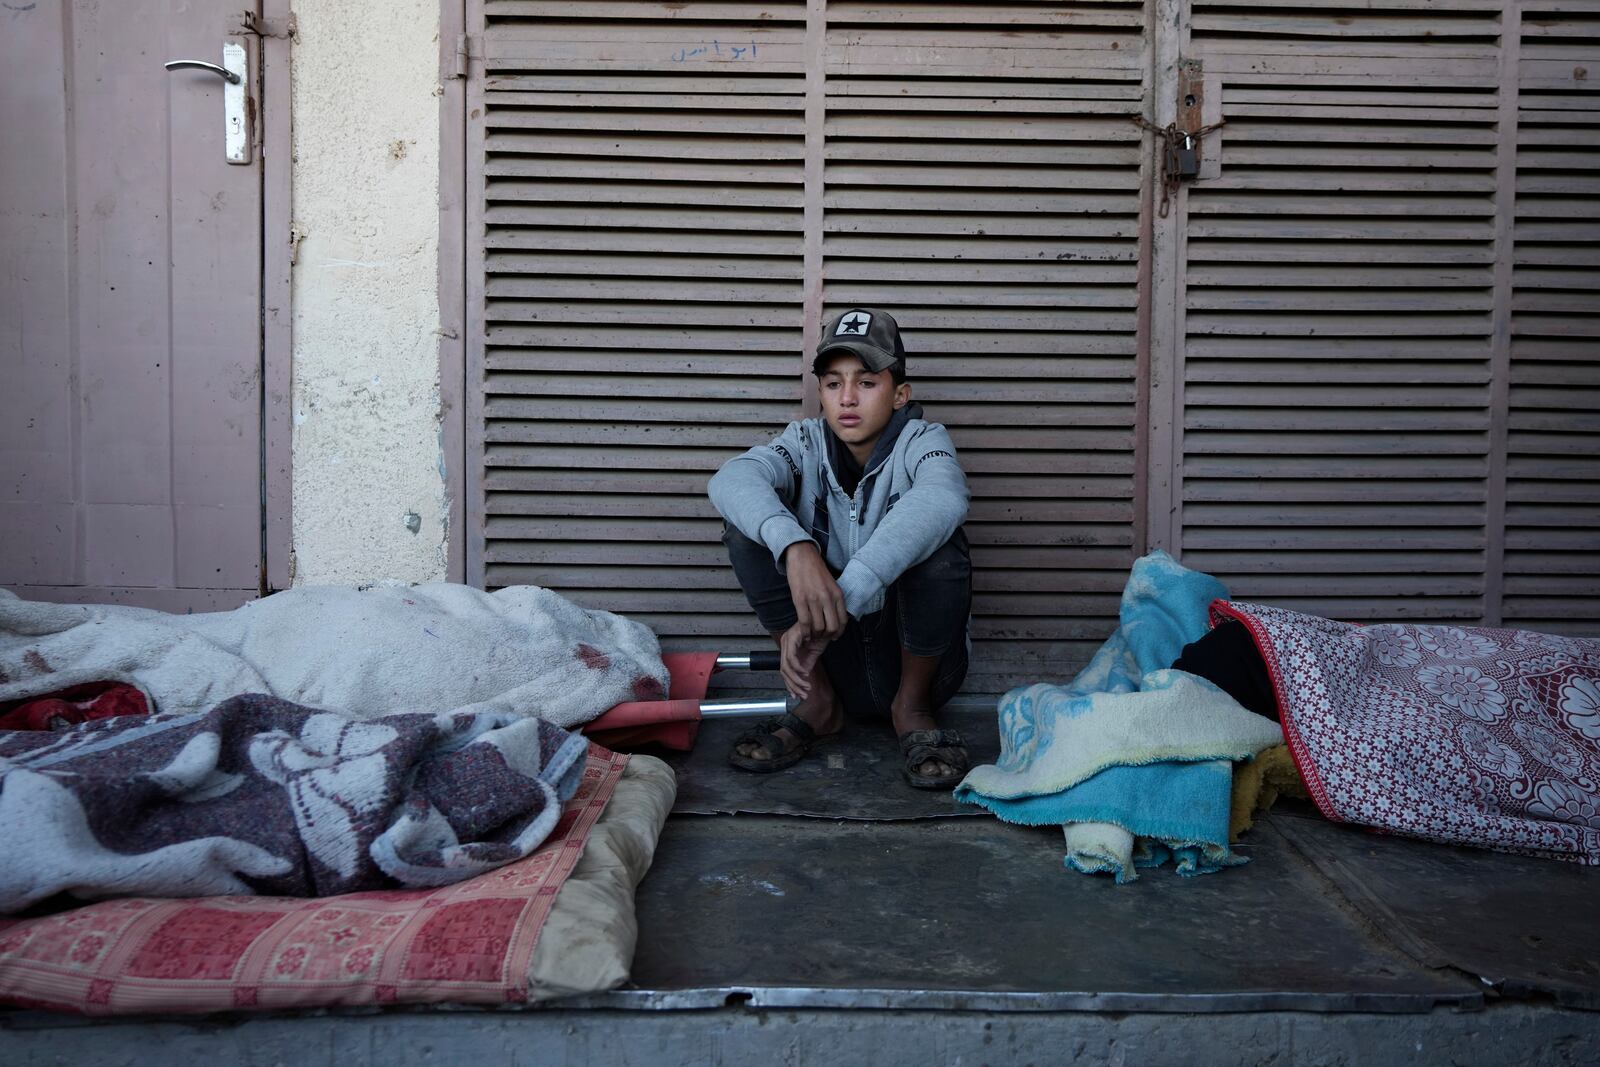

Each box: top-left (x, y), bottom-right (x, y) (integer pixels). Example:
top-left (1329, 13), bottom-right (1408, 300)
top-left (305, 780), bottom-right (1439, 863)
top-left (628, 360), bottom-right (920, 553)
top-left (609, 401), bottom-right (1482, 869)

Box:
top-left (1134, 59), bottom-right (1224, 216)
top-left (1173, 58), bottom-right (1205, 180)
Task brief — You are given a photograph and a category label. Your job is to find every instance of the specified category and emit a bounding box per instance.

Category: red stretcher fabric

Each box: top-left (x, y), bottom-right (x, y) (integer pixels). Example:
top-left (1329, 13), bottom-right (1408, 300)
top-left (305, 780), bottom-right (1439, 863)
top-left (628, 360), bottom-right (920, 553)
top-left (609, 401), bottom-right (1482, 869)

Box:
top-left (581, 651), bottom-right (721, 751)
top-left (0, 682), bottom-right (149, 731)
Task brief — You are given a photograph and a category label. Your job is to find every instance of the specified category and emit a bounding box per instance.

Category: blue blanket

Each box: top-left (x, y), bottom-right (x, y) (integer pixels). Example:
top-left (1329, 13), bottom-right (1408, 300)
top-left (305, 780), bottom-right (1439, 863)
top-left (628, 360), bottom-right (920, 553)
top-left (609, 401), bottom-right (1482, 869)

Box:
top-left (955, 552), bottom-right (1284, 882)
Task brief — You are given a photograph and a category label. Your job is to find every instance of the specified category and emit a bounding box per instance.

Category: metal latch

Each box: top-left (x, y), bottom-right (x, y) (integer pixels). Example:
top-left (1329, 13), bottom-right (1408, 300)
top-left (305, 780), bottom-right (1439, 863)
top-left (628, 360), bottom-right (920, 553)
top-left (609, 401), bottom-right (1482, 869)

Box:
top-left (241, 11), bottom-right (297, 39)
top-left (164, 40), bottom-right (252, 165)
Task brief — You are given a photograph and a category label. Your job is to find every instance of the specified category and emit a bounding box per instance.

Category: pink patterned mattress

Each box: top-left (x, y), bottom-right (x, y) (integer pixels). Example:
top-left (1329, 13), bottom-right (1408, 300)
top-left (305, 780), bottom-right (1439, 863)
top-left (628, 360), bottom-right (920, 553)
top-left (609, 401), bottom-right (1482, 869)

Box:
top-left (0, 744), bottom-right (635, 1015)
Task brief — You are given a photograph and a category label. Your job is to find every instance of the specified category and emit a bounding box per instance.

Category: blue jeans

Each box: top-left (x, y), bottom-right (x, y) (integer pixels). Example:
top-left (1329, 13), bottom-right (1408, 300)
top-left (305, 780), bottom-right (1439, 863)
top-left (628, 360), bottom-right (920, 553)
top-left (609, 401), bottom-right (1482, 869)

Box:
top-left (721, 523), bottom-right (972, 720)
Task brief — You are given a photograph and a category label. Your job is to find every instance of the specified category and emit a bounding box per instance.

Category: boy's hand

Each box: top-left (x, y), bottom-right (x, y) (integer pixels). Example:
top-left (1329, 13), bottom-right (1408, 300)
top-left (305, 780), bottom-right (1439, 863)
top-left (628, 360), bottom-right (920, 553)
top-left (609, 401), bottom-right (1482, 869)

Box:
top-left (779, 624), bottom-right (831, 699)
top-left (783, 541), bottom-right (848, 640)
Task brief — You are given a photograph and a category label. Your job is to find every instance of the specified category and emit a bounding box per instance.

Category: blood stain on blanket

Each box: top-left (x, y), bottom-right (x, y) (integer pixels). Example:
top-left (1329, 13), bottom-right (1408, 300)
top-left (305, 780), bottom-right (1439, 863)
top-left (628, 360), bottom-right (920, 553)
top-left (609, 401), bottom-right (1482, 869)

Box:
top-left (575, 644), bottom-right (611, 671)
top-left (23, 651), bottom-right (51, 675)
top-left (632, 676), bottom-right (663, 700)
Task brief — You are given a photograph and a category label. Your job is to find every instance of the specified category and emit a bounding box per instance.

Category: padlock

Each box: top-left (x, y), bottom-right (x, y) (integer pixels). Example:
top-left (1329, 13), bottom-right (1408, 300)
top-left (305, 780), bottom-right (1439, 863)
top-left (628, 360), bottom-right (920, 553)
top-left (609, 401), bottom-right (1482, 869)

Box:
top-left (1174, 133), bottom-right (1199, 179)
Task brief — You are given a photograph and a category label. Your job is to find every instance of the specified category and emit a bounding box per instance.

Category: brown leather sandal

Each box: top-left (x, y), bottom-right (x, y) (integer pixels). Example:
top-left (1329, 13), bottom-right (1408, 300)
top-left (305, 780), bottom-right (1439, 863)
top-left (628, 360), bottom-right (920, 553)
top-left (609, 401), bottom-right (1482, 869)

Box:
top-left (898, 729), bottom-right (970, 790)
top-left (728, 712), bottom-right (836, 773)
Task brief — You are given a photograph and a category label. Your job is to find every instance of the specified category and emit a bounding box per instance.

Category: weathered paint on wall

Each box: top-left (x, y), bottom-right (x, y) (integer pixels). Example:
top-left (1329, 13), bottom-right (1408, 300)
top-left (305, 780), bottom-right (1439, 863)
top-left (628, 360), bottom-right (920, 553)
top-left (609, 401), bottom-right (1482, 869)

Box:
top-left (288, 0), bottom-right (446, 585)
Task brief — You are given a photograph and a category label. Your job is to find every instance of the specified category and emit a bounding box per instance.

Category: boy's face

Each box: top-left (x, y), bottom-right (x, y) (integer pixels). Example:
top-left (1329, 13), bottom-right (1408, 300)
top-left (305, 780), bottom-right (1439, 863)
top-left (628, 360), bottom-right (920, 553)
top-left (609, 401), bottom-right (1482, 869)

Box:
top-left (816, 352), bottom-right (911, 456)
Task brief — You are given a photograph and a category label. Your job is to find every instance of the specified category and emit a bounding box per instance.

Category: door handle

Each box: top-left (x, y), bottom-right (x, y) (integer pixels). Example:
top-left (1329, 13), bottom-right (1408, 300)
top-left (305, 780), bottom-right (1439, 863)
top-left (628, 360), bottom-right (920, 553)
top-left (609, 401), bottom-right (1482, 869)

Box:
top-left (163, 60), bottom-right (240, 84)
top-left (164, 41), bottom-right (251, 165)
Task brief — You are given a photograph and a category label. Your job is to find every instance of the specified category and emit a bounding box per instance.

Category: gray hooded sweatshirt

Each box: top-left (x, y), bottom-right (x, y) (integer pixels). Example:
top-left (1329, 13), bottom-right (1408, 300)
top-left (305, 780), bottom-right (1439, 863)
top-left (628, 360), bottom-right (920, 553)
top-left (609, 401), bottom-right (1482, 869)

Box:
top-left (707, 403), bottom-right (970, 619)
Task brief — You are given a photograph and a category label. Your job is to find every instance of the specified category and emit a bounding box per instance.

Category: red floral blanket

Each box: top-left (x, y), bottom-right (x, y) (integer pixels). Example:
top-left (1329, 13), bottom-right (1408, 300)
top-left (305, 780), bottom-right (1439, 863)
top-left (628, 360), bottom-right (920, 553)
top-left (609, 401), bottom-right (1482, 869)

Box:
top-left (1216, 601), bottom-right (1600, 864)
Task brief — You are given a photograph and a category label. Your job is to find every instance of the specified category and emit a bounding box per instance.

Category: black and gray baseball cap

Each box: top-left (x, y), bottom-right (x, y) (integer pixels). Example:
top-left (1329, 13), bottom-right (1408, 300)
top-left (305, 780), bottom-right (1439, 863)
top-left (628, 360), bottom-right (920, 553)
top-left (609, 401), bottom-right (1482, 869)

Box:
top-left (813, 307), bottom-right (906, 377)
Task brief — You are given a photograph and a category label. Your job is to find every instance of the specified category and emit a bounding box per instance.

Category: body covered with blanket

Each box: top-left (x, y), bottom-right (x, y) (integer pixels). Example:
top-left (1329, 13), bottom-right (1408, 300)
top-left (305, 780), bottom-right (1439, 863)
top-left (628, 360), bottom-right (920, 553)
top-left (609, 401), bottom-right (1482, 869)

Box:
top-left (1218, 601), bottom-right (1600, 865)
top-left (0, 583), bottom-right (671, 912)
top-left (0, 583), bottom-right (669, 730)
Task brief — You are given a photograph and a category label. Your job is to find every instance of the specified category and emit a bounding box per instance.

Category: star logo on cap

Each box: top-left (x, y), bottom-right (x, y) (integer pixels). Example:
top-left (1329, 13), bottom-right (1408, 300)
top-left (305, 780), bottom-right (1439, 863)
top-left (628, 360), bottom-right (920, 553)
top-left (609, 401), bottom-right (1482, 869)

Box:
top-left (837, 312), bottom-right (871, 336)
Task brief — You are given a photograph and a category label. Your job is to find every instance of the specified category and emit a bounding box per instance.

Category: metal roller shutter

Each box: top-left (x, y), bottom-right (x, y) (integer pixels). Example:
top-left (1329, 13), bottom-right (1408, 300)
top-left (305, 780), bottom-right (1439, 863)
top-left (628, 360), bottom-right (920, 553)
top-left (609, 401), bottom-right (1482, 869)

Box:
top-left (465, 0), bottom-right (1599, 699)
top-left (469, 1), bottom-right (1150, 687)
top-left (470, 1), bottom-right (810, 668)
top-left (1174, 0), bottom-right (1597, 628)
top-left (1505, 4), bottom-right (1600, 634)
top-left (821, 1), bottom-right (1148, 690)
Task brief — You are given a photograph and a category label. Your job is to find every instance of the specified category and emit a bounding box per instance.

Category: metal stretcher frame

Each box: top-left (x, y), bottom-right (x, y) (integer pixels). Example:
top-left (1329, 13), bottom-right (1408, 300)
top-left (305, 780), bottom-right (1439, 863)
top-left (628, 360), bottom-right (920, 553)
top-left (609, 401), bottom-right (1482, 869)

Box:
top-left (580, 651), bottom-right (786, 751)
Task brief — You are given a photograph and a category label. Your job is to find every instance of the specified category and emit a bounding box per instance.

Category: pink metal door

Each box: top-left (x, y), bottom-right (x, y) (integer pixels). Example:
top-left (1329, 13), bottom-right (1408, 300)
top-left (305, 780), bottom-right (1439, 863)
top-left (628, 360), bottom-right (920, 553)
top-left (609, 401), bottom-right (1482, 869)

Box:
top-left (1, 1), bottom-right (264, 612)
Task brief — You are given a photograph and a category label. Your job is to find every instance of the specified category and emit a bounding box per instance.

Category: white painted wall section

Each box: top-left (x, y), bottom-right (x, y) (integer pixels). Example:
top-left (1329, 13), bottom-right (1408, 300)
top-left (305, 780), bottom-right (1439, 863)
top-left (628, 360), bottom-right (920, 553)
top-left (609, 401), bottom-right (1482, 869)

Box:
top-left (288, 0), bottom-right (446, 585)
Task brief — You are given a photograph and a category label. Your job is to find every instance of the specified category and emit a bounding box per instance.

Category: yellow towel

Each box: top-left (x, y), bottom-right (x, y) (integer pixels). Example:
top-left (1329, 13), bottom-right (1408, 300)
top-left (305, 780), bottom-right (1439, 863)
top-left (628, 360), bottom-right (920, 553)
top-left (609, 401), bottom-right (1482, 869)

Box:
top-left (1229, 745), bottom-right (1310, 841)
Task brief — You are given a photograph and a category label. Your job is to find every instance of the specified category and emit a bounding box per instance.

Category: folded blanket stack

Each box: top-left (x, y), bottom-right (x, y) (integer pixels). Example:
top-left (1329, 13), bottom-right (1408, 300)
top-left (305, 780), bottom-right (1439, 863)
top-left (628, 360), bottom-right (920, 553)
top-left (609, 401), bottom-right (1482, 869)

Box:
top-left (956, 552), bottom-right (1284, 882)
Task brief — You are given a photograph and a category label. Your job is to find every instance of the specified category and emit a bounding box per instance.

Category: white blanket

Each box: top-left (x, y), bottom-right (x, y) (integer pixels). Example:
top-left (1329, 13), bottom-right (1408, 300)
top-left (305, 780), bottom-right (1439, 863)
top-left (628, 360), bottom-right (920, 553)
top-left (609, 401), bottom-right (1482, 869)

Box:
top-left (0, 583), bottom-right (668, 730)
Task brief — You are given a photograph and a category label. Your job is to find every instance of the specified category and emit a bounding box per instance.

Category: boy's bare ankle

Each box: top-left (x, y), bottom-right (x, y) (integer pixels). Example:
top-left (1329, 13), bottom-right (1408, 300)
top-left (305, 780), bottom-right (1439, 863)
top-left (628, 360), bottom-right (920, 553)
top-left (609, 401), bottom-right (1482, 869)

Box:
top-left (890, 696), bottom-right (938, 735)
top-left (793, 676), bottom-right (843, 730)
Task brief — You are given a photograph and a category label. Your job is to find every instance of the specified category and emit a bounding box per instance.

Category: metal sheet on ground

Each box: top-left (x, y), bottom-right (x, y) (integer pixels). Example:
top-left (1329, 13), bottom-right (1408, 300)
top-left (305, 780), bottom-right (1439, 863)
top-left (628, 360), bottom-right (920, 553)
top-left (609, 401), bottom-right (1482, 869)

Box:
top-left (1267, 802), bottom-right (1600, 1010)
top-left (665, 707), bottom-right (1002, 819)
top-left (626, 814), bottom-right (1480, 1012)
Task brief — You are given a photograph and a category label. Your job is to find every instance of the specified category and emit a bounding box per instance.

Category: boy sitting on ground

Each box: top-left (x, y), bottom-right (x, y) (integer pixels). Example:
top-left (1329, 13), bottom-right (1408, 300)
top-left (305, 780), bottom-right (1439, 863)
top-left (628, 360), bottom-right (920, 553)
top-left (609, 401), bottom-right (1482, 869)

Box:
top-left (707, 308), bottom-right (973, 789)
